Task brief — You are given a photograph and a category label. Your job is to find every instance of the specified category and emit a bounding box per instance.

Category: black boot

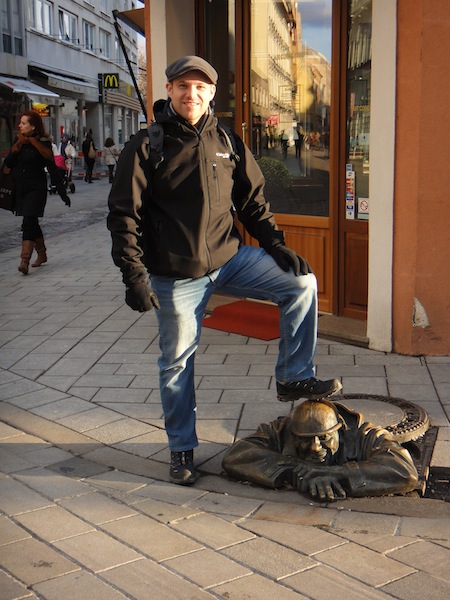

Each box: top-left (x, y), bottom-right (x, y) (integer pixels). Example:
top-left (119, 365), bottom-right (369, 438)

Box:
top-left (170, 450), bottom-right (197, 485)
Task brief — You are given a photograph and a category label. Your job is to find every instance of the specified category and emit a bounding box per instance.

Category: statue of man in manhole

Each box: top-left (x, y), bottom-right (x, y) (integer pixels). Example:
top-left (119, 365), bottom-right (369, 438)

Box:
top-left (222, 399), bottom-right (419, 502)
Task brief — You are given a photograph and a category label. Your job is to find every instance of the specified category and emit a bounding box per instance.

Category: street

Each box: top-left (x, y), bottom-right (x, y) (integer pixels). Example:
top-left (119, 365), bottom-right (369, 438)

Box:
top-left (0, 175), bottom-right (111, 253)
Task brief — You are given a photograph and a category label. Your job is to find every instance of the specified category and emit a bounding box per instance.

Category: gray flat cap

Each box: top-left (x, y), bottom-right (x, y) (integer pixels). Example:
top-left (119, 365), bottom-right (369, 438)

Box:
top-left (165, 55), bottom-right (218, 84)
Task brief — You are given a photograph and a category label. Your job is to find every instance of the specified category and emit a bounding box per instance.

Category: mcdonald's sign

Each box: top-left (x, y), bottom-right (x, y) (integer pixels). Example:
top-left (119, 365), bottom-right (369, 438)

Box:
top-left (102, 73), bottom-right (120, 89)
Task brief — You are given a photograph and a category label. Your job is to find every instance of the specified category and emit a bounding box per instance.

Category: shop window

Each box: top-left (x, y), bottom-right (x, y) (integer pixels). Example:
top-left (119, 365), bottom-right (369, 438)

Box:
top-left (345, 0), bottom-right (371, 221)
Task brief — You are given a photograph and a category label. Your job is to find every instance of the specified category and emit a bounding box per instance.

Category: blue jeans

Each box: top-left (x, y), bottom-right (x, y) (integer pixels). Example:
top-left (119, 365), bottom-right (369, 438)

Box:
top-left (150, 245), bottom-right (317, 451)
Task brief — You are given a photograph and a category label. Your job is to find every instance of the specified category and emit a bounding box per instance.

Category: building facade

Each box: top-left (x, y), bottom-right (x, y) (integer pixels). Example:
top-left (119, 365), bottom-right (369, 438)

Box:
top-left (137, 0), bottom-right (448, 357)
top-left (0, 0), bottom-right (143, 162)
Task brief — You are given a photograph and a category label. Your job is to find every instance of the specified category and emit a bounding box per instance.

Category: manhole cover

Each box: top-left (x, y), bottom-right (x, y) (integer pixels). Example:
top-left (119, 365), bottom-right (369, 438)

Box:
top-left (335, 394), bottom-right (430, 443)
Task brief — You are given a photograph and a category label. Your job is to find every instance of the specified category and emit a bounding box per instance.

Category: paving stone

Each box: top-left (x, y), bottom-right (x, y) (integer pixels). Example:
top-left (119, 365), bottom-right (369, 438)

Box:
top-left (164, 548), bottom-right (252, 587)
top-left (240, 519), bottom-right (347, 555)
top-left (0, 379), bottom-right (44, 401)
top-left (387, 540), bottom-right (450, 582)
top-left (0, 538), bottom-right (79, 585)
top-left (332, 510), bottom-right (400, 535)
top-left (102, 558), bottom-right (215, 599)
top-left (381, 571), bottom-right (450, 600)
top-left (56, 406), bottom-right (124, 432)
top-left (222, 537), bottom-right (316, 579)
top-left (188, 491), bottom-right (263, 518)
top-left (253, 501), bottom-right (336, 527)
top-left (131, 480), bottom-right (207, 504)
top-left (85, 469), bottom-right (150, 493)
top-left (101, 514), bottom-right (203, 560)
top-left (0, 477), bottom-right (53, 515)
top-left (33, 570), bottom-right (129, 600)
top-left (53, 530), bottom-right (143, 573)
top-left (14, 467), bottom-right (93, 501)
top-left (0, 568), bottom-right (36, 599)
top-left (284, 564), bottom-right (393, 599)
top-left (30, 397), bottom-right (95, 420)
top-left (199, 375), bottom-right (271, 390)
top-left (211, 572), bottom-right (307, 599)
top-left (82, 418), bottom-right (155, 444)
top-left (0, 447), bottom-right (35, 473)
top-left (132, 497), bottom-right (204, 523)
top-left (171, 513), bottom-right (256, 550)
top-left (317, 541), bottom-right (415, 586)
top-left (0, 516), bottom-right (31, 545)
top-left (60, 492), bottom-right (137, 524)
top-left (15, 506), bottom-right (95, 542)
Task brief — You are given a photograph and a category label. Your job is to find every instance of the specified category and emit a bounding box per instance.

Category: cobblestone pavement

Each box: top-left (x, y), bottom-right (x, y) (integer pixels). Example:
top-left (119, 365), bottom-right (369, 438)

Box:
top-left (0, 179), bottom-right (449, 599)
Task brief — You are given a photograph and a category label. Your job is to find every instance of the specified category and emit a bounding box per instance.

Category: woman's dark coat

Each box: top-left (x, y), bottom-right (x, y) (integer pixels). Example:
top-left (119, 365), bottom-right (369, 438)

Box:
top-left (4, 137), bottom-right (63, 217)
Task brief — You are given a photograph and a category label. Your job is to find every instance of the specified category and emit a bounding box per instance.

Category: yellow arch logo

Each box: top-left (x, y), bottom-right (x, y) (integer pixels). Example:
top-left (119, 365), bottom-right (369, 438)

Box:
top-left (103, 73), bottom-right (119, 89)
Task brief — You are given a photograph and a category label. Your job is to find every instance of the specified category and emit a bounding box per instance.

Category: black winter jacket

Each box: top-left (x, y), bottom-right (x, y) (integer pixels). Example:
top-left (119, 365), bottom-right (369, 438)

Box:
top-left (4, 137), bottom-right (66, 217)
top-left (107, 109), bottom-right (282, 279)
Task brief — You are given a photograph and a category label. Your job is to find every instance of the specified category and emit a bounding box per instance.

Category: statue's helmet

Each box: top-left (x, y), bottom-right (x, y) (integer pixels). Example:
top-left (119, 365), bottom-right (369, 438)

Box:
top-left (290, 399), bottom-right (343, 437)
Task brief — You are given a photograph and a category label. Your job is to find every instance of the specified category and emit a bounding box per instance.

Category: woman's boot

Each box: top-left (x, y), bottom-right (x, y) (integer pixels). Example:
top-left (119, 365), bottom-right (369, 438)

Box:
top-left (31, 236), bottom-right (47, 267)
top-left (18, 240), bottom-right (34, 275)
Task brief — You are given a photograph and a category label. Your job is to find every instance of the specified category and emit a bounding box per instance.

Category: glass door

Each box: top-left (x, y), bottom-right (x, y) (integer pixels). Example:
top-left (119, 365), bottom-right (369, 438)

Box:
top-left (249, 0), bottom-right (333, 217)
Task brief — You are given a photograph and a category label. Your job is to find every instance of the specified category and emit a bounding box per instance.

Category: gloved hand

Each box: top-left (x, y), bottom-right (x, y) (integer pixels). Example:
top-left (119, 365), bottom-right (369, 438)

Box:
top-left (122, 268), bottom-right (160, 312)
top-left (62, 195), bottom-right (71, 207)
top-left (269, 242), bottom-right (312, 276)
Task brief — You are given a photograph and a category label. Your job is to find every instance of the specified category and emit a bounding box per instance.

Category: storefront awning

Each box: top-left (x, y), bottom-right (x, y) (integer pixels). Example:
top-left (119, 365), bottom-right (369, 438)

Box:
top-left (113, 8), bottom-right (145, 36)
top-left (0, 76), bottom-right (60, 105)
top-left (34, 69), bottom-right (98, 101)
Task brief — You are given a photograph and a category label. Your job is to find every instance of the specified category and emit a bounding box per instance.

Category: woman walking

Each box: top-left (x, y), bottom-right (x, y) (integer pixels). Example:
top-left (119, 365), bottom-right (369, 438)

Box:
top-left (82, 132), bottom-right (96, 183)
top-left (103, 137), bottom-right (120, 183)
top-left (2, 110), bottom-right (70, 275)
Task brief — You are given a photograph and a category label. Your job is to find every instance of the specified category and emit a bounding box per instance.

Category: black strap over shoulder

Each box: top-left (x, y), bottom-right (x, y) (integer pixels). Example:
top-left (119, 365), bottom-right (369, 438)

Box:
top-left (146, 120), bottom-right (240, 174)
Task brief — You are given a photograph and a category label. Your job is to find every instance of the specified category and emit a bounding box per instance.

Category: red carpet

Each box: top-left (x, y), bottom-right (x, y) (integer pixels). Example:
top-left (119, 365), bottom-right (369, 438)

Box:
top-left (203, 300), bottom-right (280, 340)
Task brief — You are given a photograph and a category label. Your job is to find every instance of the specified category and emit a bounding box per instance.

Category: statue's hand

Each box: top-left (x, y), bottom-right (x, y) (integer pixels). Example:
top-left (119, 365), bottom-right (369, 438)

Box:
top-left (292, 462), bottom-right (347, 502)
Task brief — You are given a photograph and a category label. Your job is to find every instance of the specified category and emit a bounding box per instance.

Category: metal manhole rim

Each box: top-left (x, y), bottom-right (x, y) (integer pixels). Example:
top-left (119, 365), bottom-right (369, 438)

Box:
top-left (335, 393), bottom-right (430, 443)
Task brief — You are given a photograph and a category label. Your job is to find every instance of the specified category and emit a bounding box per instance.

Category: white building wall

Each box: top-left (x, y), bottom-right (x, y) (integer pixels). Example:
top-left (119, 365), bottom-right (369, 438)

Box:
top-left (366, 0), bottom-right (397, 351)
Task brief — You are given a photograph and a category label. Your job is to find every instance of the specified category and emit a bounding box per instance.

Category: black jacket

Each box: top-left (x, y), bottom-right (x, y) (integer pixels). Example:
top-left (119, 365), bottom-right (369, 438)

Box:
top-left (4, 137), bottom-right (65, 217)
top-left (107, 108), bottom-right (281, 278)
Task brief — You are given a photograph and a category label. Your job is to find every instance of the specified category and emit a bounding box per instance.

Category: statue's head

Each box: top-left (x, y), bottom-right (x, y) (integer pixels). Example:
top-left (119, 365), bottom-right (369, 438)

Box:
top-left (290, 399), bottom-right (343, 464)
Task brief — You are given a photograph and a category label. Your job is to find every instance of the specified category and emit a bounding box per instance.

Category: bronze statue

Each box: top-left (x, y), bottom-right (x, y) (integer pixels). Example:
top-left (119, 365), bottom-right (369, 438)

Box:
top-left (222, 399), bottom-right (419, 502)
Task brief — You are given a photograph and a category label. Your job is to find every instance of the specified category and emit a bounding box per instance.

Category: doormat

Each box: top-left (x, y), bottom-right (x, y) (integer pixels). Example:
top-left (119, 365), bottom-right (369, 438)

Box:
top-left (203, 300), bottom-right (280, 340)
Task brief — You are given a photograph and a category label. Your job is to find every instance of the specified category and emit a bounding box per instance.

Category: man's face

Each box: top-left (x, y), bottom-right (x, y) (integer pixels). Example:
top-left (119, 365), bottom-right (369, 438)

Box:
top-left (293, 431), bottom-right (340, 464)
top-left (291, 401), bottom-right (341, 464)
top-left (166, 71), bottom-right (216, 125)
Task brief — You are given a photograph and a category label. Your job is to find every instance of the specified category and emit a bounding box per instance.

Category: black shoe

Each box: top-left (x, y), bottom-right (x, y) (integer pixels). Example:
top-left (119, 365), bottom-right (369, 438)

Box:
top-left (276, 377), bottom-right (342, 402)
top-left (170, 450), bottom-right (197, 485)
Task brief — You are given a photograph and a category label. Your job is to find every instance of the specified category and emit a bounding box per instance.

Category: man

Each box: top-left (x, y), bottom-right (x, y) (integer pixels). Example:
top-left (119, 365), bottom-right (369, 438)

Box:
top-left (107, 55), bottom-right (342, 486)
top-left (222, 399), bottom-right (419, 501)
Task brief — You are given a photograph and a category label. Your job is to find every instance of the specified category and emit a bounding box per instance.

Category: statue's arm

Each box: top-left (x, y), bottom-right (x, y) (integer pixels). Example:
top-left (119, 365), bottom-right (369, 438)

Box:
top-left (222, 437), bottom-right (298, 489)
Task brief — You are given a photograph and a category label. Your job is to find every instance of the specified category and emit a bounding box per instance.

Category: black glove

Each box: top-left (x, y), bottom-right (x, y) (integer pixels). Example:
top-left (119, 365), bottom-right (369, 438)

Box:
top-left (122, 268), bottom-right (160, 312)
top-left (269, 242), bottom-right (312, 276)
top-left (62, 195), bottom-right (71, 207)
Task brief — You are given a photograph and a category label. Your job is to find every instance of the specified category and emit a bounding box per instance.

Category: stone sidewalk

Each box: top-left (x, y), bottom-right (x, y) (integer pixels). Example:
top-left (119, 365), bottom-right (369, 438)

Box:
top-left (0, 212), bottom-right (449, 599)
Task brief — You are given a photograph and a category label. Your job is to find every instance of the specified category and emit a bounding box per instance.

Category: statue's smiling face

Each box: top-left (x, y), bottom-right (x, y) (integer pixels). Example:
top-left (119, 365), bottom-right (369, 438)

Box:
top-left (291, 401), bottom-right (341, 464)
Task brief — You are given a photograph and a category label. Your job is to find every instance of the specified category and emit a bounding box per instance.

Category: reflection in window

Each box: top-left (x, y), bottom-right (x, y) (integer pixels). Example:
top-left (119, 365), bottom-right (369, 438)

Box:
top-left (346, 0), bottom-right (371, 221)
top-left (250, 0), bottom-right (332, 216)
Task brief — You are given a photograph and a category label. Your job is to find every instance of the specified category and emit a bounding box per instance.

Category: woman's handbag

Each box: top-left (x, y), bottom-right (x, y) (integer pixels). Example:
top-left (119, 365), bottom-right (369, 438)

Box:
top-left (88, 142), bottom-right (96, 159)
top-left (0, 169), bottom-right (15, 212)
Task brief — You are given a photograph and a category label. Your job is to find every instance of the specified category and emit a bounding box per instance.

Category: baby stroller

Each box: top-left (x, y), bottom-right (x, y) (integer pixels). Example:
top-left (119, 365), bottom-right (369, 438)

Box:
top-left (49, 155), bottom-right (76, 195)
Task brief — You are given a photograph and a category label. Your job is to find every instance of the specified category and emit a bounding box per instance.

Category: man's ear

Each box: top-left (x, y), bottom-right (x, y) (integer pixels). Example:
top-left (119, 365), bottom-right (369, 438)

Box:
top-left (166, 82), bottom-right (173, 98)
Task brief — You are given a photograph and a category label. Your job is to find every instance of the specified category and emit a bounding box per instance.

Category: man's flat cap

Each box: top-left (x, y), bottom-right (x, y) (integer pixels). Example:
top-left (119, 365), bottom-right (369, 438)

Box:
top-left (165, 56), bottom-right (218, 84)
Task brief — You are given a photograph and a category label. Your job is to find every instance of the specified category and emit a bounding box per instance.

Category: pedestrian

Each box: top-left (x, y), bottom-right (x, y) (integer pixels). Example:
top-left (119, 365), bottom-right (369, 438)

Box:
top-left (82, 131), bottom-right (96, 183)
top-left (107, 55), bottom-right (342, 486)
top-left (103, 137), bottom-right (120, 183)
top-left (2, 110), bottom-right (71, 275)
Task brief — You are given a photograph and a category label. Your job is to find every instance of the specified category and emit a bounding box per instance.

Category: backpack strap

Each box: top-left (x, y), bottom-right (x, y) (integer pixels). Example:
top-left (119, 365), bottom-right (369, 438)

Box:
top-left (217, 124), bottom-right (240, 163)
top-left (147, 122), bottom-right (164, 169)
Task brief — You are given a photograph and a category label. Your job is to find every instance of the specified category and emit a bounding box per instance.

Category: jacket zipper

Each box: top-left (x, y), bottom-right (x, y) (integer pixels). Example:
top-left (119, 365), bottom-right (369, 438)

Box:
top-left (198, 136), bottom-right (212, 271)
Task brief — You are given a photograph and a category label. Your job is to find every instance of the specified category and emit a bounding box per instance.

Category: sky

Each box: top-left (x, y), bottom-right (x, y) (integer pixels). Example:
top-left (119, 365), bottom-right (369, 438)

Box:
top-left (297, 0), bottom-right (332, 62)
